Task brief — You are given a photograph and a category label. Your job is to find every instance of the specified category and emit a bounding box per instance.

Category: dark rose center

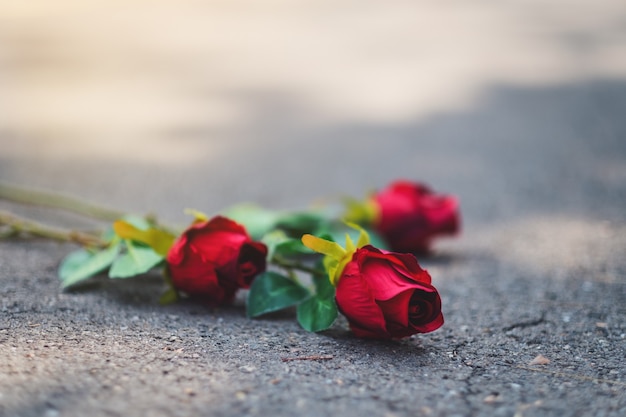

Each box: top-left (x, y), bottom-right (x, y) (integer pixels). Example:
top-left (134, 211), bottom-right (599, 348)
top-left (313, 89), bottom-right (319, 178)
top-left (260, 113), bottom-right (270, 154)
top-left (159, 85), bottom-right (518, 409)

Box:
top-left (408, 290), bottom-right (437, 325)
top-left (239, 260), bottom-right (258, 277)
top-left (237, 243), bottom-right (267, 287)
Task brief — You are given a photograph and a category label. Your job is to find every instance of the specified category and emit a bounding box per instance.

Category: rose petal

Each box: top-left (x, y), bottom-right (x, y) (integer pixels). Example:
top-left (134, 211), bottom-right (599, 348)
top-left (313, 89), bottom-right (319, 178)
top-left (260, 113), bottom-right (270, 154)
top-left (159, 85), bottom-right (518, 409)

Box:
top-left (372, 180), bottom-right (460, 253)
top-left (357, 251), bottom-right (433, 300)
top-left (336, 262), bottom-right (388, 336)
top-left (361, 260), bottom-right (421, 301)
top-left (376, 290), bottom-right (413, 329)
top-left (166, 234), bottom-right (188, 265)
top-left (236, 241), bottom-right (268, 288)
top-left (408, 289), bottom-right (444, 333)
top-left (191, 230), bottom-right (246, 261)
top-left (166, 216), bottom-right (267, 306)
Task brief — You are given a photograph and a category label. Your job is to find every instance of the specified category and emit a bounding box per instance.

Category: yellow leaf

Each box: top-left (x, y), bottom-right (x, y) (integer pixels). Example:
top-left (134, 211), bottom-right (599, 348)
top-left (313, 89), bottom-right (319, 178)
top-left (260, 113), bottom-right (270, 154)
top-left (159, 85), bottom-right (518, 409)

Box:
top-left (113, 220), bottom-right (175, 257)
top-left (303, 234), bottom-right (360, 287)
top-left (345, 233), bottom-right (355, 253)
top-left (344, 221), bottom-right (371, 248)
top-left (331, 255), bottom-right (353, 287)
top-left (301, 234), bottom-right (346, 261)
top-left (342, 197), bottom-right (379, 225)
top-left (184, 208), bottom-right (209, 222)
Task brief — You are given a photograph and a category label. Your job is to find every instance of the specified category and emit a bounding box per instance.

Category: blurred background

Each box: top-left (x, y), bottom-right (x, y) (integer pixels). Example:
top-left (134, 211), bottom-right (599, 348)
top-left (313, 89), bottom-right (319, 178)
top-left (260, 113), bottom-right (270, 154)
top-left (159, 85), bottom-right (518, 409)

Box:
top-left (1, 0), bottom-right (625, 226)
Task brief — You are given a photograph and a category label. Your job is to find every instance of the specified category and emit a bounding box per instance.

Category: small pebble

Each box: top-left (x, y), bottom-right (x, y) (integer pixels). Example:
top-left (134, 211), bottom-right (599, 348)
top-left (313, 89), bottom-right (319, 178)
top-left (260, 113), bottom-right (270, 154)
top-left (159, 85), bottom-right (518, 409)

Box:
top-left (529, 354), bottom-right (550, 365)
top-left (239, 365), bottom-right (256, 373)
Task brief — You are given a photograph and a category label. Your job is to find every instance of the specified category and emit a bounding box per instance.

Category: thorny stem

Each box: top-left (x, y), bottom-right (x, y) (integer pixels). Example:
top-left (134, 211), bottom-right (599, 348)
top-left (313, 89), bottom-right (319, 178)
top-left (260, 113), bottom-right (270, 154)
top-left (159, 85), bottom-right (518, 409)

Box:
top-left (0, 181), bottom-right (126, 222)
top-left (0, 211), bottom-right (106, 247)
top-left (271, 255), bottom-right (325, 276)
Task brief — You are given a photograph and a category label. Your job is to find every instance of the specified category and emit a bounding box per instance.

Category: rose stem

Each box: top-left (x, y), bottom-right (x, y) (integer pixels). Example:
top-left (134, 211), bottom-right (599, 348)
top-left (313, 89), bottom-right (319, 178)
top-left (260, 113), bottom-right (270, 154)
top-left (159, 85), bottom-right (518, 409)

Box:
top-left (0, 181), bottom-right (126, 222)
top-left (0, 181), bottom-right (179, 234)
top-left (0, 210), bottom-right (105, 247)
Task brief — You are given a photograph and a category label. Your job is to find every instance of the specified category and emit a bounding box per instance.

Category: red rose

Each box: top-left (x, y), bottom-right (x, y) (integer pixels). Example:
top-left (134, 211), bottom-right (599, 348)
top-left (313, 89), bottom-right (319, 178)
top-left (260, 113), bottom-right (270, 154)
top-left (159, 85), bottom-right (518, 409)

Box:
top-left (335, 245), bottom-right (443, 339)
top-left (166, 216), bottom-right (267, 306)
top-left (373, 181), bottom-right (460, 253)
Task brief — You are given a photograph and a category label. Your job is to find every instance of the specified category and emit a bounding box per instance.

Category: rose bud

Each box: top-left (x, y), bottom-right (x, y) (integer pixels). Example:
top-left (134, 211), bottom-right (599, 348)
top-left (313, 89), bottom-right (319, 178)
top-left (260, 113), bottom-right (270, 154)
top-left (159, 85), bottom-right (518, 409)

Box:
top-left (166, 216), bottom-right (267, 306)
top-left (335, 245), bottom-right (444, 339)
top-left (373, 180), bottom-right (460, 253)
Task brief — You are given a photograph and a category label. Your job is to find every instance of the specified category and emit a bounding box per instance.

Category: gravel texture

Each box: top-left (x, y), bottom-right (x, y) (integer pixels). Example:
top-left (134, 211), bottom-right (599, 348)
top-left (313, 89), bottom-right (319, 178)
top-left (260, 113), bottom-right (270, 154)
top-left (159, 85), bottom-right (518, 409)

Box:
top-left (1, 2), bottom-right (625, 416)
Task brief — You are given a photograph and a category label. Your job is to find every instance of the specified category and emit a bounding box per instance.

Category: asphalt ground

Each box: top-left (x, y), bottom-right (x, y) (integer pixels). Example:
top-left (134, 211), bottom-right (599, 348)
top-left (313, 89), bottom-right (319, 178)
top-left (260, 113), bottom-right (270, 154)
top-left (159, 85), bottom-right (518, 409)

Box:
top-left (1, 2), bottom-right (626, 416)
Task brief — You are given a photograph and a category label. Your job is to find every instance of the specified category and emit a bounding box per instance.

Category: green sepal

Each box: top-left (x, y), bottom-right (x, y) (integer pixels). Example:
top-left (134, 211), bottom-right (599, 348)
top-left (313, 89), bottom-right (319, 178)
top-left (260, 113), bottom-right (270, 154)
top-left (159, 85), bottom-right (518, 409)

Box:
top-left (109, 240), bottom-right (163, 278)
top-left (296, 295), bottom-right (338, 332)
top-left (247, 272), bottom-right (311, 318)
top-left (301, 234), bottom-right (346, 260)
top-left (59, 242), bottom-right (121, 288)
top-left (183, 208), bottom-right (209, 222)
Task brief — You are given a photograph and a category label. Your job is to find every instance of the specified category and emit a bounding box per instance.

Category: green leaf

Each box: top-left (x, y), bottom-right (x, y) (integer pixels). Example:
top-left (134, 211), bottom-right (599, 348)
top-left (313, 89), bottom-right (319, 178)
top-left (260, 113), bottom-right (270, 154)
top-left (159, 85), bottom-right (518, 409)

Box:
top-left (59, 243), bottom-right (121, 288)
top-left (274, 239), bottom-right (313, 257)
top-left (247, 272), bottom-right (311, 318)
top-left (121, 214), bottom-right (151, 230)
top-left (262, 229), bottom-right (313, 260)
top-left (100, 227), bottom-right (117, 244)
top-left (221, 204), bottom-right (280, 240)
top-left (261, 229), bottom-right (290, 260)
top-left (275, 212), bottom-right (327, 235)
top-left (109, 240), bottom-right (163, 278)
top-left (58, 249), bottom-right (92, 281)
top-left (312, 272), bottom-right (335, 300)
top-left (297, 295), bottom-right (338, 332)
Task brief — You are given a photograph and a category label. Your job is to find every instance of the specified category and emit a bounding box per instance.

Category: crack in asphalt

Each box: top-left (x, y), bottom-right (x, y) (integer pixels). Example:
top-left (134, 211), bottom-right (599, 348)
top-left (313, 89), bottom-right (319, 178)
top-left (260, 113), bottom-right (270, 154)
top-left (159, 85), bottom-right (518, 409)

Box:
top-left (502, 313), bottom-right (547, 332)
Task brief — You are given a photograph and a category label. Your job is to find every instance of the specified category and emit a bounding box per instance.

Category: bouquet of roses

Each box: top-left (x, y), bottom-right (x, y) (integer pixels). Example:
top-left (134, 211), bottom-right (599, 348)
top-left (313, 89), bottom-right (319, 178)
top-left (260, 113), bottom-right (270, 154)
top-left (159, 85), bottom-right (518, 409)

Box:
top-left (0, 180), bottom-right (460, 339)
